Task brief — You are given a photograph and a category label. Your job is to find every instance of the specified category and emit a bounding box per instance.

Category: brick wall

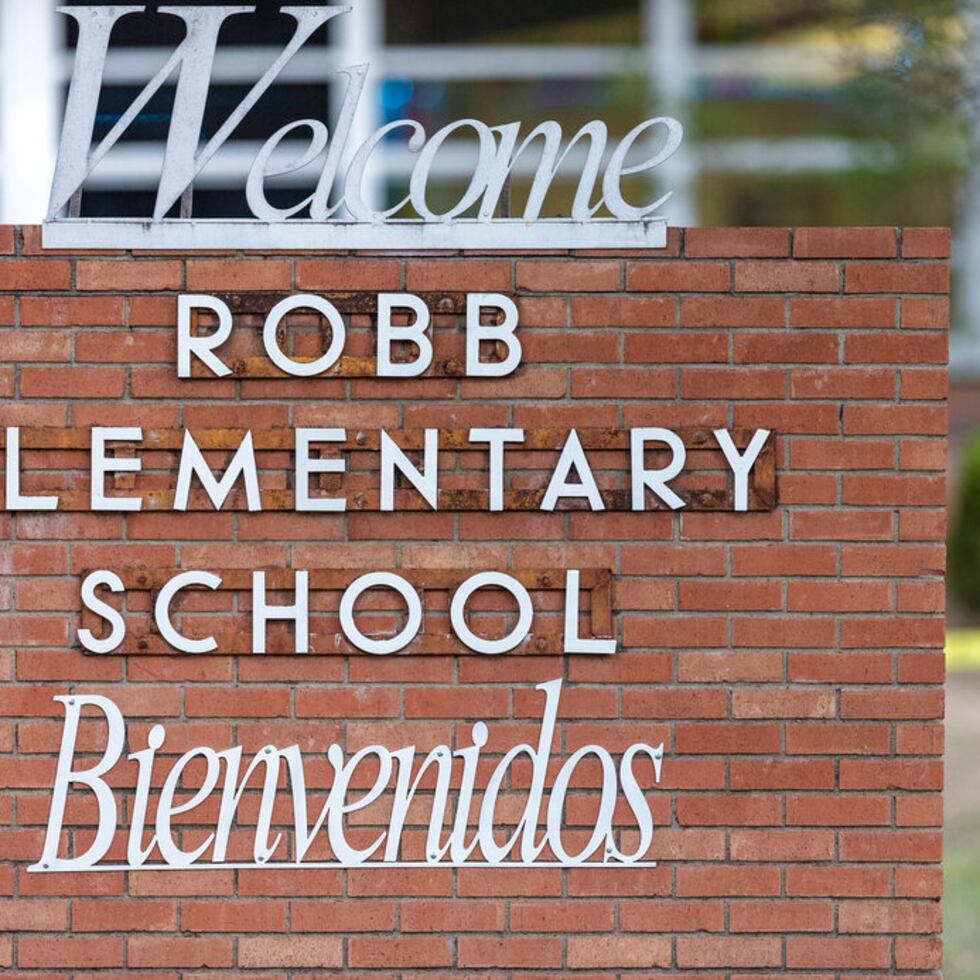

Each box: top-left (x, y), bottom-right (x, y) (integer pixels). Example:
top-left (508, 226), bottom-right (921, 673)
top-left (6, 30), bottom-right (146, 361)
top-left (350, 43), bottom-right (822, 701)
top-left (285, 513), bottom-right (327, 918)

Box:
top-left (0, 225), bottom-right (947, 975)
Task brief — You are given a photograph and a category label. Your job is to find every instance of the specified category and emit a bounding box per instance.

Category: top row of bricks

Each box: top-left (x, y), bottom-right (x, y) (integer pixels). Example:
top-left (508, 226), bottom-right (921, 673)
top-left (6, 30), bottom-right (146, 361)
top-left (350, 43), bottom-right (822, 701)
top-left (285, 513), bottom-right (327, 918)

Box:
top-left (684, 227), bottom-right (950, 260)
top-left (0, 226), bottom-right (952, 260)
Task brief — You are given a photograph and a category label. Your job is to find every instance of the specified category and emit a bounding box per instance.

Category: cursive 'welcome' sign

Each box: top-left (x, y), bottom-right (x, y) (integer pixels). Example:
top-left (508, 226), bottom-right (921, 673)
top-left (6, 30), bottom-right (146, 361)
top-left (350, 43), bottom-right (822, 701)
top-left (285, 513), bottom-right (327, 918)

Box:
top-left (43, 4), bottom-right (681, 251)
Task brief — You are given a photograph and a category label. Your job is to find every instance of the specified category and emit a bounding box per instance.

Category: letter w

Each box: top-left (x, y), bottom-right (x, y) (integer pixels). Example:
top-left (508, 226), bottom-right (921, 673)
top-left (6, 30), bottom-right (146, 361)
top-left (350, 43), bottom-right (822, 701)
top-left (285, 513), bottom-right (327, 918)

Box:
top-left (49, 4), bottom-right (347, 219)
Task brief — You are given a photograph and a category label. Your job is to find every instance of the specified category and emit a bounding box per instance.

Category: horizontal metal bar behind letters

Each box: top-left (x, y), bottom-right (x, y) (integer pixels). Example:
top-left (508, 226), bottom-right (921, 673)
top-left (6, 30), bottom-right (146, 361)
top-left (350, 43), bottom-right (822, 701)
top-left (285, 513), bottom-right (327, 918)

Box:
top-left (42, 218), bottom-right (669, 251)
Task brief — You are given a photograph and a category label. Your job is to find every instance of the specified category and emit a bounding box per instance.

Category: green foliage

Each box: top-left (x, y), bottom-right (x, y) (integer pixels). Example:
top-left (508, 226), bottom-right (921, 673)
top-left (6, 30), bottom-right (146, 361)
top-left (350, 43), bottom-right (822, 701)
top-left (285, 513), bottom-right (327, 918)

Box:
top-left (950, 433), bottom-right (980, 613)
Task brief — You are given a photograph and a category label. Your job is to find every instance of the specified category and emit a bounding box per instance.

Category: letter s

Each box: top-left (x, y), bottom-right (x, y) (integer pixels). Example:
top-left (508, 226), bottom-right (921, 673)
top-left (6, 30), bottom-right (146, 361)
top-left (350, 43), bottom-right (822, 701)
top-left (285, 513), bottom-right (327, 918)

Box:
top-left (610, 743), bottom-right (664, 863)
top-left (78, 570), bottom-right (126, 654)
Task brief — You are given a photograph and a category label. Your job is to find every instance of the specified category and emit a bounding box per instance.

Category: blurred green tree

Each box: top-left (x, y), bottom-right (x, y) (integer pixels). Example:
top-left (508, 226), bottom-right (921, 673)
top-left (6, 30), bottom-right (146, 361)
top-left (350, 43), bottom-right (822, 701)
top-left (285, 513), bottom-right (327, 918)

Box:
top-left (950, 433), bottom-right (980, 613)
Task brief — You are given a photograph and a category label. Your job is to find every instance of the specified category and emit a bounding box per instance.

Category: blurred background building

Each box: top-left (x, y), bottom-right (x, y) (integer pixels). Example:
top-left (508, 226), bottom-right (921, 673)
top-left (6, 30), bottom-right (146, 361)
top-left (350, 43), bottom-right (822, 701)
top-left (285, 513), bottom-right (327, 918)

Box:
top-left (2, 1), bottom-right (974, 358)
top-left (0, 1), bottom-right (977, 974)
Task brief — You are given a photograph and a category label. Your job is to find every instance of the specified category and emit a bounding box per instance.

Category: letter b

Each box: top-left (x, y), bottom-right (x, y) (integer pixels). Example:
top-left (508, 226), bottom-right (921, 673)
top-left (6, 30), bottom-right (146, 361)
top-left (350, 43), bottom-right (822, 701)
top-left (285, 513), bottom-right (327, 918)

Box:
top-left (32, 695), bottom-right (125, 872)
top-left (466, 294), bottom-right (521, 377)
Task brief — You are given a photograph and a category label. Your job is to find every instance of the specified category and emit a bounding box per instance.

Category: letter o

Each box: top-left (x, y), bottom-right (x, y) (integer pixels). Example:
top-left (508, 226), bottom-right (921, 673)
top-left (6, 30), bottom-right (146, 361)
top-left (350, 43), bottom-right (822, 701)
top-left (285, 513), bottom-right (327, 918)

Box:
top-left (340, 572), bottom-right (422, 656)
top-left (450, 572), bottom-right (533, 656)
top-left (409, 119), bottom-right (497, 221)
top-left (263, 295), bottom-right (346, 377)
top-left (546, 745), bottom-right (618, 864)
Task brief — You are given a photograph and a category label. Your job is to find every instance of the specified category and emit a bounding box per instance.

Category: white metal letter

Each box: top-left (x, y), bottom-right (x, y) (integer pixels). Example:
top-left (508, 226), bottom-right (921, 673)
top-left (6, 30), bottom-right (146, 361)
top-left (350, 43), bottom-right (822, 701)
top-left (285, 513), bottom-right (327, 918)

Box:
top-left (177, 295), bottom-right (233, 378)
top-left (450, 572), bottom-right (534, 656)
top-left (264, 295), bottom-right (346, 377)
top-left (91, 427), bottom-right (142, 512)
top-left (715, 428), bottom-right (771, 513)
top-left (78, 570), bottom-right (126, 655)
top-left (154, 571), bottom-right (222, 654)
top-left (380, 430), bottom-right (438, 511)
top-left (564, 570), bottom-right (615, 655)
top-left (252, 570), bottom-right (309, 655)
top-left (174, 430), bottom-right (262, 512)
top-left (466, 293), bottom-right (521, 377)
top-left (33, 695), bottom-right (125, 872)
top-left (602, 117), bottom-right (684, 219)
top-left (377, 294), bottom-right (432, 378)
top-left (631, 428), bottom-right (686, 511)
top-left (295, 429), bottom-right (346, 513)
top-left (4, 427), bottom-right (58, 510)
top-left (542, 429), bottom-right (604, 512)
top-left (339, 572), bottom-right (422, 656)
top-left (468, 428), bottom-right (524, 512)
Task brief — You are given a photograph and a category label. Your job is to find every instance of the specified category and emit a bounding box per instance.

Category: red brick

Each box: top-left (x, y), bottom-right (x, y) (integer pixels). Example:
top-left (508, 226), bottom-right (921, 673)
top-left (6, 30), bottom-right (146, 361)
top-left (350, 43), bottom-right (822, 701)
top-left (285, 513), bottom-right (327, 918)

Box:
top-left (0, 331), bottom-right (71, 362)
top-left (840, 900), bottom-right (941, 933)
top-left (786, 937), bottom-right (890, 969)
top-left (572, 367), bottom-right (676, 398)
top-left (797, 364), bottom-right (899, 404)
top-left (840, 759), bottom-right (942, 791)
top-left (791, 510), bottom-right (893, 541)
top-left (20, 366), bottom-right (125, 398)
top-left (566, 935), bottom-right (671, 968)
top-left (787, 795), bottom-right (891, 826)
top-left (900, 368), bottom-right (949, 401)
top-left (0, 259), bottom-right (72, 290)
top-left (459, 937), bottom-right (562, 969)
top-left (730, 830), bottom-right (835, 862)
top-left (517, 260), bottom-right (620, 291)
top-left (787, 866), bottom-right (891, 897)
top-left (128, 936), bottom-right (233, 968)
top-left (734, 332), bottom-right (837, 364)
top-left (677, 935), bottom-right (781, 968)
top-left (18, 937), bottom-right (123, 968)
top-left (682, 367), bottom-right (784, 399)
top-left (790, 296), bottom-right (895, 328)
top-left (902, 296), bottom-right (949, 329)
top-left (730, 759), bottom-right (836, 790)
top-left (682, 295), bottom-right (784, 327)
top-left (845, 332), bottom-right (947, 365)
top-left (297, 258), bottom-right (402, 290)
top-left (572, 294), bottom-right (674, 325)
top-left (20, 296), bottom-right (125, 326)
top-left (185, 259), bottom-right (290, 291)
top-left (625, 331), bottom-right (728, 363)
top-left (349, 937), bottom-right (452, 969)
top-left (787, 723), bottom-right (890, 755)
top-left (731, 900), bottom-right (834, 933)
top-left (77, 260), bottom-right (181, 291)
top-left (845, 261), bottom-right (948, 294)
top-left (840, 830), bottom-right (942, 862)
top-left (627, 260), bottom-right (730, 292)
top-left (902, 227), bottom-right (950, 258)
top-left (788, 581), bottom-right (891, 612)
top-left (0, 899), bottom-right (67, 931)
top-left (735, 261), bottom-right (839, 293)
top-left (794, 227), bottom-right (897, 258)
top-left (895, 935), bottom-right (942, 969)
top-left (238, 936), bottom-right (343, 968)
top-left (407, 259), bottom-right (511, 291)
top-left (677, 866), bottom-right (780, 897)
top-left (686, 227), bottom-right (789, 257)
